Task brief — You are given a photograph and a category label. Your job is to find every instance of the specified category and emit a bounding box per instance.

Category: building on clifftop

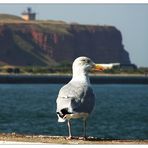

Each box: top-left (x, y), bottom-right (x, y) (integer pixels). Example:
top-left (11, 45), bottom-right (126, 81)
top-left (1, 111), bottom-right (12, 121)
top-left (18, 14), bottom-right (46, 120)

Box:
top-left (21, 7), bottom-right (36, 21)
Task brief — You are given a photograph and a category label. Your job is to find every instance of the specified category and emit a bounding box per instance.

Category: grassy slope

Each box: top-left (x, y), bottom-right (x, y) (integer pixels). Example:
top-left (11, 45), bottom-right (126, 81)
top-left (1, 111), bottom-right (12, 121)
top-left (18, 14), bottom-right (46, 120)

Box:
top-left (0, 14), bottom-right (22, 20)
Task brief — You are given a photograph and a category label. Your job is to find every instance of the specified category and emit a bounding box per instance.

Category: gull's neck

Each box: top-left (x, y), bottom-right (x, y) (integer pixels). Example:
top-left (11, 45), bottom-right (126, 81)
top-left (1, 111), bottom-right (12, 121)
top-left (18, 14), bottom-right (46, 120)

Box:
top-left (71, 69), bottom-right (90, 85)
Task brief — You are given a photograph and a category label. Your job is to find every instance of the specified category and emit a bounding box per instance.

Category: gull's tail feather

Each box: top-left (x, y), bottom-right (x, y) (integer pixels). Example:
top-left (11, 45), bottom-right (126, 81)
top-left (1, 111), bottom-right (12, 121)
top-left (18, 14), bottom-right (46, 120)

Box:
top-left (57, 115), bottom-right (66, 122)
top-left (57, 108), bottom-right (72, 122)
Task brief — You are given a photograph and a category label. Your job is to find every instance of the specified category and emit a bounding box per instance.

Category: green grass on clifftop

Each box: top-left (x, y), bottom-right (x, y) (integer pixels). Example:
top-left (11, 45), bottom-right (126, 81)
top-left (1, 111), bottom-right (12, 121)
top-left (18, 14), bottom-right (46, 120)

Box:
top-left (0, 14), bottom-right (23, 21)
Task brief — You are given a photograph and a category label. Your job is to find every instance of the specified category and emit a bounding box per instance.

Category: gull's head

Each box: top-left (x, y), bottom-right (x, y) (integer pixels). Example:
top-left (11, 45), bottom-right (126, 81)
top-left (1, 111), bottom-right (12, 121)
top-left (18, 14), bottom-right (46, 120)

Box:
top-left (72, 57), bottom-right (94, 73)
top-left (72, 56), bottom-right (105, 74)
top-left (72, 56), bottom-right (120, 75)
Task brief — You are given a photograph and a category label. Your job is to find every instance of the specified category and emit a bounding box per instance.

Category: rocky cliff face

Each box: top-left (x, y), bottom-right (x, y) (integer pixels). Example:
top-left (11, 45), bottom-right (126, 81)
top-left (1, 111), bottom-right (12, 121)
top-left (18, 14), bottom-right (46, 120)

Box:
top-left (0, 22), bottom-right (131, 66)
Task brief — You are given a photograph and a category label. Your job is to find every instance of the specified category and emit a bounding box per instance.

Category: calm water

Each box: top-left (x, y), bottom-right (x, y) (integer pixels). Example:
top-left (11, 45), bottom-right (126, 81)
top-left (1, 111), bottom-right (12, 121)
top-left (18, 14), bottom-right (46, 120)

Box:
top-left (0, 84), bottom-right (148, 140)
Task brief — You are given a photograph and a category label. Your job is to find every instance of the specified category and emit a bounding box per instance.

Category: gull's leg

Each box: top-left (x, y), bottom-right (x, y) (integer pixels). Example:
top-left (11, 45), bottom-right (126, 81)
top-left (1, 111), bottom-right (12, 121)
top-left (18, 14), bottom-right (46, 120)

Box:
top-left (67, 119), bottom-right (72, 139)
top-left (83, 119), bottom-right (87, 140)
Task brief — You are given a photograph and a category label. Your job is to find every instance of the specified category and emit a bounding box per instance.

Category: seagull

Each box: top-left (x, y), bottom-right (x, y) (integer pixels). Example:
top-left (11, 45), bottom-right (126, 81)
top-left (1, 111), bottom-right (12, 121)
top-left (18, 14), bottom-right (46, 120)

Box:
top-left (56, 56), bottom-right (120, 139)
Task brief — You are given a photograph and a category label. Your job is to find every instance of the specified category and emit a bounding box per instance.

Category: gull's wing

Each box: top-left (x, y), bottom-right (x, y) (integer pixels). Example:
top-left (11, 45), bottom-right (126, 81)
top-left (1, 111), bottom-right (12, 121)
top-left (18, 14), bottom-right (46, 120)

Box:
top-left (56, 82), bottom-right (95, 116)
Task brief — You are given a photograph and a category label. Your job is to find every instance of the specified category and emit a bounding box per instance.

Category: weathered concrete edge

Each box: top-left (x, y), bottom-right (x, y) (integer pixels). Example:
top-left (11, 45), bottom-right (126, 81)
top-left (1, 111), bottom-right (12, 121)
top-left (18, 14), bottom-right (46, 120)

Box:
top-left (0, 134), bottom-right (148, 144)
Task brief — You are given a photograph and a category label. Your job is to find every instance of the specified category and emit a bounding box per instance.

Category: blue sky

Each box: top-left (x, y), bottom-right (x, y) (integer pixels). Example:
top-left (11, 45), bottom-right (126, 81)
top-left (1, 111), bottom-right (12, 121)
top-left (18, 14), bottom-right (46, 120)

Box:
top-left (0, 4), bottom-right (147, 67)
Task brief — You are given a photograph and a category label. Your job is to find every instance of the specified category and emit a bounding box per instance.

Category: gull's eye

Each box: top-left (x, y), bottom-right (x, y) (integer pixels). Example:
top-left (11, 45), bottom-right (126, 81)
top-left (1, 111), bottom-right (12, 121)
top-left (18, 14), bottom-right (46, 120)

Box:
top-left (81, 59), bottom-right (86, 62)
top-left (87, 60), bottom-right (91, 64)
top-left (81, 59), bottom-right (91, 64)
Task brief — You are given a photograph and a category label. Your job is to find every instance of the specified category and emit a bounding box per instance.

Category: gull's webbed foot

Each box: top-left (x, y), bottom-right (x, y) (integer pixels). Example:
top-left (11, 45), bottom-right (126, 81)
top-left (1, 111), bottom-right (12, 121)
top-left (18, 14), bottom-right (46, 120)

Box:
top-left (66, 136), bottom-right (73, 140)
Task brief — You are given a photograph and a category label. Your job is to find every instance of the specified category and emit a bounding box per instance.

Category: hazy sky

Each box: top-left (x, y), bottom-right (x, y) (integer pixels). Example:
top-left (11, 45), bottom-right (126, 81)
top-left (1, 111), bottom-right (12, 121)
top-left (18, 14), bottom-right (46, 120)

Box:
top-left (0, 4), bottom-right (147, 67)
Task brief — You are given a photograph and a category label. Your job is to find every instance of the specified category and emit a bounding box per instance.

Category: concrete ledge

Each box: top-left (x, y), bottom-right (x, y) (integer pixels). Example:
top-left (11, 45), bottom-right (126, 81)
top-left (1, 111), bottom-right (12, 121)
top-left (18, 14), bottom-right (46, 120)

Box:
top-left (0, 133), bottom-right (148, 144)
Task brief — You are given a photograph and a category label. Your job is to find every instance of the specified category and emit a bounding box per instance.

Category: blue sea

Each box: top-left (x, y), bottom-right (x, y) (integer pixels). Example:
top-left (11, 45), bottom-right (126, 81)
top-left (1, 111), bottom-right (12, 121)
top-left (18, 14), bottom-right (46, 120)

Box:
top-left (0, 84), bottom-right (148, 140)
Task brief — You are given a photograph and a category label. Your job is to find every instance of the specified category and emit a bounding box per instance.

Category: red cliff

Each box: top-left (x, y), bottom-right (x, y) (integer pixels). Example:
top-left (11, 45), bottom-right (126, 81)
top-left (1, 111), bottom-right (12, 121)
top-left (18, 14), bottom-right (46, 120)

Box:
top-left (0, 22), bottom-right (131, 66)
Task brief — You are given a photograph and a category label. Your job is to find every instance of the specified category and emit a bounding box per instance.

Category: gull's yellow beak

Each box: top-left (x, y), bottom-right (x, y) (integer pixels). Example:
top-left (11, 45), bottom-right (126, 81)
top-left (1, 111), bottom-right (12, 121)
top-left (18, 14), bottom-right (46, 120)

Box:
top-left (92, 64), bottom-right (105, 71)
top-left (91, 63), bottom-right (120, 72)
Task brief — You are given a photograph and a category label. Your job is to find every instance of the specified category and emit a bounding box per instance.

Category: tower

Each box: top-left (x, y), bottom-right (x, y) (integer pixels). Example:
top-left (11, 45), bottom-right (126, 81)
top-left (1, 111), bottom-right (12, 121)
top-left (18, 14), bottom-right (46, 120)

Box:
top-left (21, 7), bottom-right (36, 21)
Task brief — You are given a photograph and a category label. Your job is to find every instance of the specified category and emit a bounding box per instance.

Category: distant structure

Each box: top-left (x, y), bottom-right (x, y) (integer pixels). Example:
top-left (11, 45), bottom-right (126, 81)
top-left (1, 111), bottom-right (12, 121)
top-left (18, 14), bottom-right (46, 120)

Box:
top-left (21, 7), bottom-right (36, 21)
top-left (120, 64), bottom-right (137, 70)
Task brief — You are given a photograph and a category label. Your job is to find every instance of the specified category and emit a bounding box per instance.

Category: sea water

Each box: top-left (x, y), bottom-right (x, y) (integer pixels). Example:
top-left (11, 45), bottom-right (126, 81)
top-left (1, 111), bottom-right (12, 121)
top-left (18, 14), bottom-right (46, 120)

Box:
top-left (0, 84), bottom-right (148, 140)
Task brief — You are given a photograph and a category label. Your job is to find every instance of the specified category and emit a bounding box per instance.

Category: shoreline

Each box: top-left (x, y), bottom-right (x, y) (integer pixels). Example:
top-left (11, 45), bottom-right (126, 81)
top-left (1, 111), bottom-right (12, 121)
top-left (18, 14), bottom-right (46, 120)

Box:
top-left (0, 74), bottom-right (148, 84)
top-left (0, 133), bottom-right (148, 144)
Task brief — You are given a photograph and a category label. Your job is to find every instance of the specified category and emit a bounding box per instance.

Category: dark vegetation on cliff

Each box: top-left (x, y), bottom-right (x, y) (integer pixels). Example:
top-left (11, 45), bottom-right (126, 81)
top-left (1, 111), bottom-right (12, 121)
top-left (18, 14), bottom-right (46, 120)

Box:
top-left (0, 14), bottom-right (131, 68)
